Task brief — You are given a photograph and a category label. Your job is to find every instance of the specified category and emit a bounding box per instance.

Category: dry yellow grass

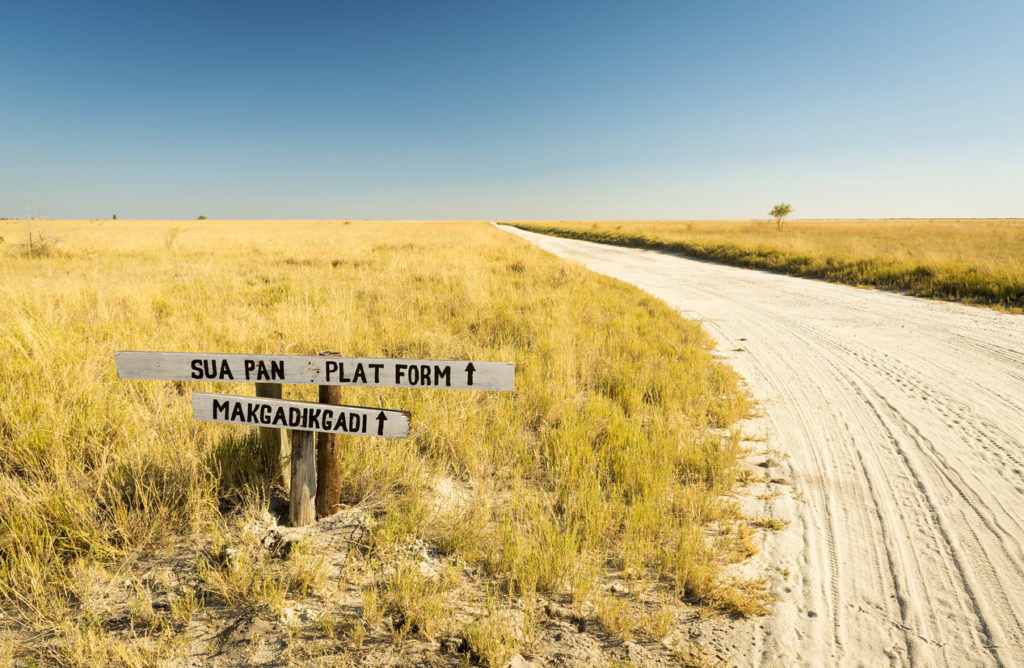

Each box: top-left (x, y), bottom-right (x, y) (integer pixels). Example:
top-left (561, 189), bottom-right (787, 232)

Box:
top-left (512, 218), bottom-right (1024, 308)
top-left (0, 219), bottom-right (763, 664)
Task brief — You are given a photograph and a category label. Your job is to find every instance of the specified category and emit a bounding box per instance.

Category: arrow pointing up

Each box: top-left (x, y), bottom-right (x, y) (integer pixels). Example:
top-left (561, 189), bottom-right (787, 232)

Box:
top-left (376, 411), bottom-right (387, 436)
top-left (465, 362), bottom-right (476, 386)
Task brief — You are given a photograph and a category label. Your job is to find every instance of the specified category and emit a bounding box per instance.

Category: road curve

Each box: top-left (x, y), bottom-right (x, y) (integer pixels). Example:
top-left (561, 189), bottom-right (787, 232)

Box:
top-left (501, 225), bottom-right (1024, 667)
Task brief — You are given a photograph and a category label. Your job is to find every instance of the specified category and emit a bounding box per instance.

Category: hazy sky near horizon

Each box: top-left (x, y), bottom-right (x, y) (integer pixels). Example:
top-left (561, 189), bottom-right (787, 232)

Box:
top-left (3, 1), bottom-right (1022, 220)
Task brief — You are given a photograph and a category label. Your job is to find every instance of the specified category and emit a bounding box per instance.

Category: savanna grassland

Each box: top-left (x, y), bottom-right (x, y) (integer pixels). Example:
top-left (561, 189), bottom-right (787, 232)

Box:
top-left (0, 220), bottom-right (770, 666)
top-left (511, 219), bottom-right (1024, 309)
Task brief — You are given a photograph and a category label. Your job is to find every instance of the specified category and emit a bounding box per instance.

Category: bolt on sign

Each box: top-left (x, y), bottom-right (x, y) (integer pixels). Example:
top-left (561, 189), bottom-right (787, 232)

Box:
top-left (116, 350), bottom-right (514, 527)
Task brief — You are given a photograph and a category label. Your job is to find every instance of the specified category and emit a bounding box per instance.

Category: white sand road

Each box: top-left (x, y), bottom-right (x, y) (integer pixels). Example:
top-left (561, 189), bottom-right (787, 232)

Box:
top-left (500, 225), bottom-right (1024, 667)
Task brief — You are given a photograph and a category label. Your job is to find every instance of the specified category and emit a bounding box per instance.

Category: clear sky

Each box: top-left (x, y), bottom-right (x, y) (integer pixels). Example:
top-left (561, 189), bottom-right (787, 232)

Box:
top-left (3, 1), bottom-right (1022, 220)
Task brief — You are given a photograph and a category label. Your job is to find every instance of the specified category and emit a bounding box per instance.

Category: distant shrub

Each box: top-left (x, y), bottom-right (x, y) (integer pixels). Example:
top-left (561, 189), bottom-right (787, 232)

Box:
top-left (14, 230), bottom-right (59, 258)
top-left (770, 203), bottom-right (792, 231)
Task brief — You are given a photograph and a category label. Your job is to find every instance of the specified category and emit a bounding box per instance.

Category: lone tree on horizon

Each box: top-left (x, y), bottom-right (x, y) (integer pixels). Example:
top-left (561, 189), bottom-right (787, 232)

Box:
top-left (770, 203), bottom-right (792, 231)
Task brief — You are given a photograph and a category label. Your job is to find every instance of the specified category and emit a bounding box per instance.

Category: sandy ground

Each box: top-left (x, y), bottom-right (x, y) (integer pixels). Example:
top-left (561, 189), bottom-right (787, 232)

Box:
top-left (501, 225), bottom-right (1024, 667)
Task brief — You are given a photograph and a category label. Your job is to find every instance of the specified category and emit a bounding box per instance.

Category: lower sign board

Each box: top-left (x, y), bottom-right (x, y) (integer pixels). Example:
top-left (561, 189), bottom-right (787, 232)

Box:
top-left (116, 351), bottom-right (514, 391)
top-left (191, 392), bottom-right (410, 439)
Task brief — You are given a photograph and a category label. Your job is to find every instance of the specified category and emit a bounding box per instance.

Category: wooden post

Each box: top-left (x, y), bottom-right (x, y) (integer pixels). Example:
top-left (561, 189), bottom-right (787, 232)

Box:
top-left (289, 429), bottom-right (316, 526)
top-left (255, 382), bottom-right (289, 491)
top-left (316, 384), bottom-right (343, 518)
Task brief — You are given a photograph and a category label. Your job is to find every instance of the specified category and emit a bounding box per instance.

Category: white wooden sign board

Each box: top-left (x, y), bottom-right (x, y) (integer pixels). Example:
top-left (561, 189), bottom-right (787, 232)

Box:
top-left (191, 392), bottom-right (410, 438)
top-left (116, 351), bottom-right (514, 391)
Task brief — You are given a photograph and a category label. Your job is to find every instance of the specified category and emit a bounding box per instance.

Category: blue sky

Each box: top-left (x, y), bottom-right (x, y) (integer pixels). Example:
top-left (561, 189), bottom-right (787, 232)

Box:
top-left (2, 1), bottom-right (1022, 219)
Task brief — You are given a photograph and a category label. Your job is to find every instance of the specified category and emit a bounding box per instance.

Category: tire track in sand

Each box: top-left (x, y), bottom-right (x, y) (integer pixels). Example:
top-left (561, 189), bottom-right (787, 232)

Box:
top-left (501, 225), bottom-right (1024, 667)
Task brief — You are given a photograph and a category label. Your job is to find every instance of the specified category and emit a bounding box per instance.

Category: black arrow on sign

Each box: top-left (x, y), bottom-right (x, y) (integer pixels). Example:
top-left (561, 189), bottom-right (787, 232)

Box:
top-left (376, 411), bottom-right (387, 436)
top-left (465, 363), bottom-right (476, 386)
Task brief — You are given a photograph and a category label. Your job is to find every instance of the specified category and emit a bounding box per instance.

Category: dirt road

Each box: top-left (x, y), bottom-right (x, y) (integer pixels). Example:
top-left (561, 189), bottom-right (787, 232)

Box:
top-left (501, 225), bottom-right (1024, 667)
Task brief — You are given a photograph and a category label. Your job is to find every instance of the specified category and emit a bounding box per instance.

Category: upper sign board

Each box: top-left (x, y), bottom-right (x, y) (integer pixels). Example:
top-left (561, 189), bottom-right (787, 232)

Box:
top-left (115, 351), bottom-right (514, 391)
top-left (191, 392), bottom-right (410, 438)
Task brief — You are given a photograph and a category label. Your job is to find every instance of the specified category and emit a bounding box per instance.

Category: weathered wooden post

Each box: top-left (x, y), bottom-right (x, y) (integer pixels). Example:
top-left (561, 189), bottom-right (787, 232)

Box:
top-left (254, 382), bottom-right (289, 491)
top-left (289, 429), bottom-right (316, 526)
top-left (316, 352), bottom-right (344, 518)
top-left (316, 384), bottom-right (344, 518)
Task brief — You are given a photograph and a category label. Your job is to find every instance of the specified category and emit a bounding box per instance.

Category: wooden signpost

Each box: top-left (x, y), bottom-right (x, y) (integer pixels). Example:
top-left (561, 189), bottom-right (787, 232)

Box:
top-left (190, 393), bottom-right (410, 438)
top-left (116, 350), bottom-right (513, 526)
top-left (114, 352), bottom-right (515, 391)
